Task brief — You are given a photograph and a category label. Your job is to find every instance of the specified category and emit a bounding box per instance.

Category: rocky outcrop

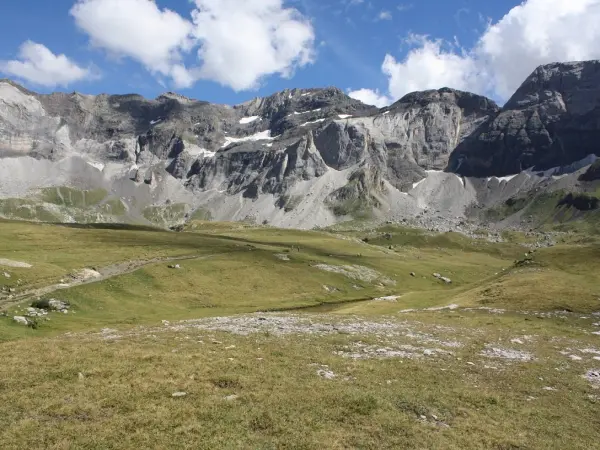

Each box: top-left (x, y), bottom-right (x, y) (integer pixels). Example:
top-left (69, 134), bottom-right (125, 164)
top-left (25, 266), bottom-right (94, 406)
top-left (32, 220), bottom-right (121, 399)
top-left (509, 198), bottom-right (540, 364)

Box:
top-left (449, 61), bottom-right (600, 176)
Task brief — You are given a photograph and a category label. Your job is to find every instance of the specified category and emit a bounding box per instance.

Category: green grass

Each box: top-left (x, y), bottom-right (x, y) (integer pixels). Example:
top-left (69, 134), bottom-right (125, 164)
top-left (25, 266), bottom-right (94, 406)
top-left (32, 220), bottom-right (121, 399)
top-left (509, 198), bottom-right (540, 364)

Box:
top-left (1, 310), bottom-right (599, 449)
top-left (190, 207), bottom-right (213, 221)
top-left (0, 198), bottom-right (62, 222)
top-left (39, 187), bottom-right (108, 208)
top-left (143, 203), bottom-right (189, 226)
top-left (1, 219), bottom-right (600, 448)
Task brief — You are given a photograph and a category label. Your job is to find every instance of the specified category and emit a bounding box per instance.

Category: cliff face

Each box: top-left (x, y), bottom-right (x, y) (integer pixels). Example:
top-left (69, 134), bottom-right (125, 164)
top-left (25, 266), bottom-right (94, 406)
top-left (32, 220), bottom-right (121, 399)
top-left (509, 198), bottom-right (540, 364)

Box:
top-left (449, 61), bottom-right (600, 176)
top-left (1, 61), bottom-right (599, 229)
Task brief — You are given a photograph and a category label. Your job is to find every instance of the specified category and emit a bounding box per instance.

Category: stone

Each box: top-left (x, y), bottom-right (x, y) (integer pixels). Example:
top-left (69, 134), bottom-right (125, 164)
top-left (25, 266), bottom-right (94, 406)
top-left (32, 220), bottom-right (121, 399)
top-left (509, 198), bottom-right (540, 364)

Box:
top-left (172, 392), bottom-right (187, 398)
top-left (3, 272), bottom-right (10, 278)
top-left (13, 316), bottom-right (29, 325)
top-left (48, 299), bottom-right (70, 311)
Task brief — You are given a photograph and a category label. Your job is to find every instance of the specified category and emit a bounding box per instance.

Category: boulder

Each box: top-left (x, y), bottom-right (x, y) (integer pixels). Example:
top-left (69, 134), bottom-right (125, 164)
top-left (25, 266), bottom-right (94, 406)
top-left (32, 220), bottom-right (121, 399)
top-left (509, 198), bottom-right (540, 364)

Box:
top-left (13, 316), bottom-right (29, 325)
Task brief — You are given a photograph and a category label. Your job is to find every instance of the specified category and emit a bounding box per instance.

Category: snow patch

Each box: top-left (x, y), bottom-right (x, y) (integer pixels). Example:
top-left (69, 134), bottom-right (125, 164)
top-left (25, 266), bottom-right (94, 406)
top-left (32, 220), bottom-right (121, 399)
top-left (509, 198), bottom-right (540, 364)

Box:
top-left (338, 114), bottom-right (352, 119)
top-left (301, 118), bottom-right (326, 127)
top-left (488, 174), bottom-right (519, 183)
top-left (412, 178), bottom-right (426, 190)
top-left (239, 116), bottom-right (261, 124)
top-left (185, 146), bottom-right (216, 158)
top-left (222, 130), bottom-right (275, 148)
top-left (290, 108), bottom-right (322, 116)
top-left (301, 92), bottom-right (311, 97)
top-left (454, 174), bottom-right (465, 187)
top-left (150, 118), bottom-right (162, 125)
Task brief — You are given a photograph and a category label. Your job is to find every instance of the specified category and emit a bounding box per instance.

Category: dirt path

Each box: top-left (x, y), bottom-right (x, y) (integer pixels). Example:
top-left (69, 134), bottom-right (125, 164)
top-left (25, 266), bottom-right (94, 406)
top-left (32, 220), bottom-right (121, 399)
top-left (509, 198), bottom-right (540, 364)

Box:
top-left (0, 253), bottom-right (217, 311)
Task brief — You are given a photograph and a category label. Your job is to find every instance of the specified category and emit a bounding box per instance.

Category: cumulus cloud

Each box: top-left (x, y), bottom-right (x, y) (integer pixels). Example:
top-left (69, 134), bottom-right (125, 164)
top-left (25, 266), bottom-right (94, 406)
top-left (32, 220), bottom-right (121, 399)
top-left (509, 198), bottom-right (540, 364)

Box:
top-left (71, 0), bottom-right (194, 87)
top-left (377, 11), bottom-right (392, 20)
top-left (354, 0), bottom-right (600, 105)
top-left (347, 88), bottom-right (391, 107)
top-left (70, 0), bottom-right (315, 91)
top-left (0, 41), bottom-right (91, 87)
top-left (383, 36), bottom-right (482, 99)
top-left (191, 0), bottom-right (315, 91)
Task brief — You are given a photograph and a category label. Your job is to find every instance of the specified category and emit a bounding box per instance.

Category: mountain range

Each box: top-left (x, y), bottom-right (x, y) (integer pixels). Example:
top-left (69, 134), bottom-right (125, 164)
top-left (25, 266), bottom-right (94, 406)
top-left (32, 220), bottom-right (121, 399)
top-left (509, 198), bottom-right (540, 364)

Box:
top-left (0, 60), bottom-right (599, 231)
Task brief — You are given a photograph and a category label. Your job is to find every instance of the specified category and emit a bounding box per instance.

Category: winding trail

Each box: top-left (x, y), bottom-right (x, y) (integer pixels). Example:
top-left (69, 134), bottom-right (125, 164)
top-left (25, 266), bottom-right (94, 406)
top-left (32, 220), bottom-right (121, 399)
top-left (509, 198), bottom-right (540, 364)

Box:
top-left (0, 253), bottom-right (218, 311)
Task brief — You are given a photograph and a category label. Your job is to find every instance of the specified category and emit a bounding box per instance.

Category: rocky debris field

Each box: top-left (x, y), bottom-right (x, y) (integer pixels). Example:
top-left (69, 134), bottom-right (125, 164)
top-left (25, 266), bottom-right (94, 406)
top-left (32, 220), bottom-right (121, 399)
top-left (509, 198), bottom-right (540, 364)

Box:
top-left (65, 310), bottom-right (600, 391)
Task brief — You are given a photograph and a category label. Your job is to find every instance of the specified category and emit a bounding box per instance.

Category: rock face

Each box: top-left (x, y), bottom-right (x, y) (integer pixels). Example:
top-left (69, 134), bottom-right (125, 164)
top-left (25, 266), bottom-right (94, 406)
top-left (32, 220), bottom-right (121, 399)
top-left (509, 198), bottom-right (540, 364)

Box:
top-left (1, 61), bottom-right (599, 229)
top-left (449, 61), bottom-right (600, 176)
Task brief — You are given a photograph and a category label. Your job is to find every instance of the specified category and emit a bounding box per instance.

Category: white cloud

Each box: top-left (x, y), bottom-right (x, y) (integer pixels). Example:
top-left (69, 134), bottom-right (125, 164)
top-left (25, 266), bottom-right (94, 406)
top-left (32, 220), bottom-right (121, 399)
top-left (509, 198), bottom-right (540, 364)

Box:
top-left (383, 36), bottom-right (483, 99)
top-left (348, 88), bottom-right (391, 107)
top-left (476, 0), bottom-right (600, 99)
top-left (71, 0), bottom-right (194, 87)
top-left (190, 0), bottom-right (315, 91)
top-left (356, 0), bottom-right (600, 103)
top-left (377, 11), bottom-right (392, 20)
top-left (0, 41), bottom-right (91, 87)
top-left (70, 0), bottom-right (315, 91)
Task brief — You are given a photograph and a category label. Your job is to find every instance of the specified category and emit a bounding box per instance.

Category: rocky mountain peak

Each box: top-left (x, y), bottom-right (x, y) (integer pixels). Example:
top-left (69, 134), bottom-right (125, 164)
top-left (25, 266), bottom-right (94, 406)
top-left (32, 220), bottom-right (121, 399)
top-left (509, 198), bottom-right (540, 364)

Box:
top-left (392, 88), bottom-right (499, 115)
top-left (504, 60), bottom-right (600, 112)
top-left (449, 60), bottom-right (600, 177)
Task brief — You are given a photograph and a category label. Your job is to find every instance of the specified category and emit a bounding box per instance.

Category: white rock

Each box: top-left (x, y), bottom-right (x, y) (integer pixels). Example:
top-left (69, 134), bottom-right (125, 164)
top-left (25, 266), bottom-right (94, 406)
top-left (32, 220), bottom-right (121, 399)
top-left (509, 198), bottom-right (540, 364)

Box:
top-left (13, 316), bottom-right (29, 325)
top-left (172, 392), bottom-right (187, 398)
top-left (317, 369), bottom-right (336, 380)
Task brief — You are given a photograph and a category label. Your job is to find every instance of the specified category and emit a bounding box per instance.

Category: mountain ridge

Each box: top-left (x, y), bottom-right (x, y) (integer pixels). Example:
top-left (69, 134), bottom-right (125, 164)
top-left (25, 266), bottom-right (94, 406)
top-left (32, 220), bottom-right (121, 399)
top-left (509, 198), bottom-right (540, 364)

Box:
top-left (1, 60), bottom-right (599, 230)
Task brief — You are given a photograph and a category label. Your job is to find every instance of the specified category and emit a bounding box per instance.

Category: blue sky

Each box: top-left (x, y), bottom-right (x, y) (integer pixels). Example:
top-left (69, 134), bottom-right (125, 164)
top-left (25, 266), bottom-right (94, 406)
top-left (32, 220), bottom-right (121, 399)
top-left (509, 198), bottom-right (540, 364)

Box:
top-left (1, 0), bottom-right (599, 106)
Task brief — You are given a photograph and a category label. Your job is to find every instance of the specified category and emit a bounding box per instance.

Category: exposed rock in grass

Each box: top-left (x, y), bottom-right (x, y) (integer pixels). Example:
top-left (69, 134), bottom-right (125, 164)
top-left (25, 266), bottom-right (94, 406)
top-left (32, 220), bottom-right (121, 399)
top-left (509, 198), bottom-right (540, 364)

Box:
top-left (373, 295), bottom-right (400, 302)
top-left (25, 307), bottom-right (48, 317)
top-left (3, 272), bottom-right (10, 278)
top-left (425, 304), bottom-right (459, 312)
top-left (274, 254), bottom-right (290, 261)
top-left (31, 298), bottom-right (70, 312)
top-left (71, 268), bottom-right (101, 281)
top-left (12, 316), bottom-right (29, 326)
top-left (0, 258), bottom-right (32, 268)
top-left (433, 273), bottom-right (452, 284)
top-left (584, 370), bottom-right (600, 387)
top-left (334, 342), bottom-right (453, 360)
top-left (322, 285), bottom-right (339, 293)
top-left (481, 346), bottom-right (534, 361)
top-left (312, 264), bottom-right (396, 285)
top-left (172, 392), bottom-right (187, 398)
top-left (316, 368), bottom-right (336, 379)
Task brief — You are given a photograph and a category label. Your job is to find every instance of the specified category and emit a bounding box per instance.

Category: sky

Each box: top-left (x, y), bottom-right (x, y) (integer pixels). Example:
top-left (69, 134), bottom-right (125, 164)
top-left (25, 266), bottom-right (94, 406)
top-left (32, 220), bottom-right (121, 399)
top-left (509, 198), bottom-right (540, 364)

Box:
top-left (1, 0), bottom-right (600, 106)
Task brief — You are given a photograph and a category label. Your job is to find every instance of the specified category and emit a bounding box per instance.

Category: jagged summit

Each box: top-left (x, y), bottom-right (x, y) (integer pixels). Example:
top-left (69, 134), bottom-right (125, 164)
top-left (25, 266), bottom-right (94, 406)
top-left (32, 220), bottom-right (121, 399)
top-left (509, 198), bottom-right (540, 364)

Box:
top-left (449, 59), bottom-right (600, 176)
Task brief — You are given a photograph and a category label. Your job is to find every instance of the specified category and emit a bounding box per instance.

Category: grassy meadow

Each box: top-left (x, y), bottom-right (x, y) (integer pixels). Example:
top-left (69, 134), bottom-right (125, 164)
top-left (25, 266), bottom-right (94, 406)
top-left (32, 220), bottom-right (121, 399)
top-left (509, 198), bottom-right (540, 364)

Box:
top-left (1, 218), bottom-right (599, 448)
